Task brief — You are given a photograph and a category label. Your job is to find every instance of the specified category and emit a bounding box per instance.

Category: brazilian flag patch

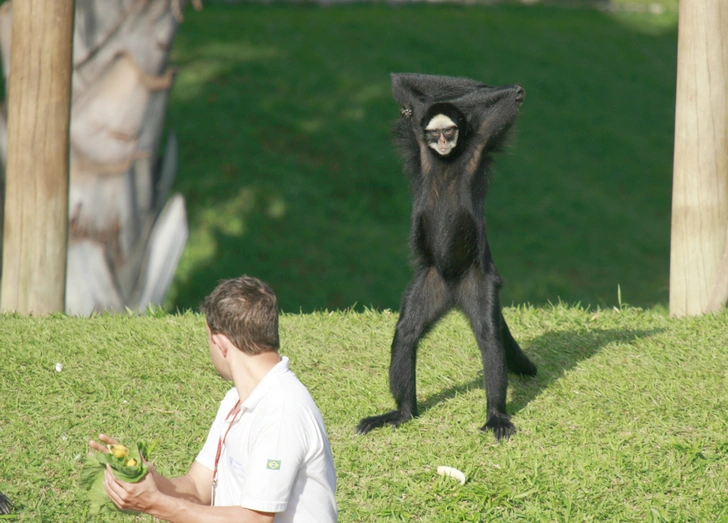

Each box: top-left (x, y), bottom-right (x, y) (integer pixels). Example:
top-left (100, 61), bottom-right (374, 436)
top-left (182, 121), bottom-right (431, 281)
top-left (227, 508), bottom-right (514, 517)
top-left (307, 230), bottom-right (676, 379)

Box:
top-left (266, 460), bottom-right (282, 471)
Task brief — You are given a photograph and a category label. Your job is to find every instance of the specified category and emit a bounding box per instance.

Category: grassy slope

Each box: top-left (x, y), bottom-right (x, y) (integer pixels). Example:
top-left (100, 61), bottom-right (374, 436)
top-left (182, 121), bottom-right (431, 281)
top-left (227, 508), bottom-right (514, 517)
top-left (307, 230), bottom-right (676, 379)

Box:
top-left (1, 307), bottom-right (727, 522)
top-left (165, 3), bottom-right (678, 314)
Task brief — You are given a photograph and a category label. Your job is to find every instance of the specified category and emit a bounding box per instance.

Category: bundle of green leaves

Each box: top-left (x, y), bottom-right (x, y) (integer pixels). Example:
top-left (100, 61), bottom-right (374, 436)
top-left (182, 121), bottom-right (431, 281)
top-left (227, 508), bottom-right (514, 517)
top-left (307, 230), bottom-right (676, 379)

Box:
top-left (80, 441), bottom-right (155, 515)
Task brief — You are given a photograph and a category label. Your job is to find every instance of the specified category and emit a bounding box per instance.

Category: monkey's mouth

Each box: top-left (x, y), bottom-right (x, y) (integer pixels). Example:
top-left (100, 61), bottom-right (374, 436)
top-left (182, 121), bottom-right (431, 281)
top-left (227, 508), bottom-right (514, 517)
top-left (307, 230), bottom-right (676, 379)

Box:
top-left (438, 146), bottom-right (452, 155)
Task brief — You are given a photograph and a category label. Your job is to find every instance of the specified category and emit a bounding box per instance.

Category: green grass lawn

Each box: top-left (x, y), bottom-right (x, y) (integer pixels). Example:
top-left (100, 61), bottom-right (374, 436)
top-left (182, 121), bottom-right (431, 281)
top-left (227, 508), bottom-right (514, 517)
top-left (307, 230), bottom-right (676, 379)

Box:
top-left (164, 2), bottom-right (678, 314)
top-left (1, 305), bottom-right (727, 522)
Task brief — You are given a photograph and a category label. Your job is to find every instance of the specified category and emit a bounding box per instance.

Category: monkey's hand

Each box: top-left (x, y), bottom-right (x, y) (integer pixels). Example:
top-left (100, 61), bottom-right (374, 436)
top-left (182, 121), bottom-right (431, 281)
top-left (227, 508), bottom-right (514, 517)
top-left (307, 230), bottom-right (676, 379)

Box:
top-left (515, 84), bottom-right (525, 104)
top-left (0, 491), bottom-right (13, 515)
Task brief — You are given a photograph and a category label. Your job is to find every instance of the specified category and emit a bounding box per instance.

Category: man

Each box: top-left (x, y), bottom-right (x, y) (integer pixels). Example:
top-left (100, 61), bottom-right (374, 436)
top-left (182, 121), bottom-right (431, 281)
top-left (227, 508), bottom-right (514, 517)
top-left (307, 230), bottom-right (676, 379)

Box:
top-left (89, 276), bottom-right (337, 522)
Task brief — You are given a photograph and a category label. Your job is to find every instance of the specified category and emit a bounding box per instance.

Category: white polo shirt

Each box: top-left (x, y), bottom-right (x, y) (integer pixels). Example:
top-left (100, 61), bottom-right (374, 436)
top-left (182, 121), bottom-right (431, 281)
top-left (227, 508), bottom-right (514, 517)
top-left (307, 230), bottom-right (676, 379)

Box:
top-left (196, 357), bottom-right (337, 522)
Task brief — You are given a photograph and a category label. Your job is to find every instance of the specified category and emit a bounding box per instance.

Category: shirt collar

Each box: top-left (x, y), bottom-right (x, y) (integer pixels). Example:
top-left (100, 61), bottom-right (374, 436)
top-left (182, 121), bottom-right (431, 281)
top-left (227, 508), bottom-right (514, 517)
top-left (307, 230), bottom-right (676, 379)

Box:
top-left (241, 356), bottom-right (289, 411)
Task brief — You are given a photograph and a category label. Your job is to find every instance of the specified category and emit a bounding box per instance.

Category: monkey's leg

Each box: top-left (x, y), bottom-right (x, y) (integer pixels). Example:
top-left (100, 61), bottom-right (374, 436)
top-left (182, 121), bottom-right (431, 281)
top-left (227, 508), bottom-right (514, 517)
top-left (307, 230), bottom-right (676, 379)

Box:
top-left (457, 270), bottom-right (515, 441)
top-left (501, 311), bottom-right (537, 376)
top-left (356, 268), bottom-right (450, 435)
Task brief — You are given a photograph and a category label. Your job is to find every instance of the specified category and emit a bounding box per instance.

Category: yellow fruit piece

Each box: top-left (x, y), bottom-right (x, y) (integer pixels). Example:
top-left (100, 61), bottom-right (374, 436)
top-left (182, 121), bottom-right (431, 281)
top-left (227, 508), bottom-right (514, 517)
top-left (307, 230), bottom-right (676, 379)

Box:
top-left (126, 459), bottom-right (138, 467)
top-left (108, 444), bottom-right (129, 459)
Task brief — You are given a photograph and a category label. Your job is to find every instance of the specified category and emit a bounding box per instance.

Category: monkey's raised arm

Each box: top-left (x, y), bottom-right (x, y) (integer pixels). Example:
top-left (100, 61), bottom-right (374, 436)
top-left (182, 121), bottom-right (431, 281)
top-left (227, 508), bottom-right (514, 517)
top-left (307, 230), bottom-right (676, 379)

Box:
top-left (391, 73), bottom-right (487, 116)
top-left (391, 72), bottom-right (523, 148)
top-left (459, 84), bottom-right (524, 157)
top-left (392, 72), bottom-right (486, 97)
top-left (391, 73), bottom-right (524, 177)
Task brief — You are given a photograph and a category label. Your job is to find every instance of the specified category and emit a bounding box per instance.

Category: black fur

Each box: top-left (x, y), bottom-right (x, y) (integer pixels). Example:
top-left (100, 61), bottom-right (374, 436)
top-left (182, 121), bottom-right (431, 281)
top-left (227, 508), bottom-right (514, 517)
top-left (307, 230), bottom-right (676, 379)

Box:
top-left (356, 73), bottom-right (537, 441)
top-left (0, 491), bottom-right (12, 515)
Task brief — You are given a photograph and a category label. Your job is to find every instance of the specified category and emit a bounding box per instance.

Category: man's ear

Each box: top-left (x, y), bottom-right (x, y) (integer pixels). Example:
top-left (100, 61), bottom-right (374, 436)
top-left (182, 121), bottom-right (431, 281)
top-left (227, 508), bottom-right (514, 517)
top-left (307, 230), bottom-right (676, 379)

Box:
top-left (210, 332), bottom-right (231, 357)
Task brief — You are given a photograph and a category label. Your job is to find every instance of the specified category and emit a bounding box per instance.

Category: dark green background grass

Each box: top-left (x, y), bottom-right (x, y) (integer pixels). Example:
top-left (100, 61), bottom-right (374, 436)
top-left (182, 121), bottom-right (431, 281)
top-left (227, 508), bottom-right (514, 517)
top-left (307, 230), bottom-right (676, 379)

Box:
top-left (164, 3), bottom-right (677, 314)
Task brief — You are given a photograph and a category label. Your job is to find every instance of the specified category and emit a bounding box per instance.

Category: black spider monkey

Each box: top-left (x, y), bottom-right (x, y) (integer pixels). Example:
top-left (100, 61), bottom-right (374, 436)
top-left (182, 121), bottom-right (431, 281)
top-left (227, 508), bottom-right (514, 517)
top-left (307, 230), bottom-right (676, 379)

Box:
top-left (356, 73), bottom-right (537, 441)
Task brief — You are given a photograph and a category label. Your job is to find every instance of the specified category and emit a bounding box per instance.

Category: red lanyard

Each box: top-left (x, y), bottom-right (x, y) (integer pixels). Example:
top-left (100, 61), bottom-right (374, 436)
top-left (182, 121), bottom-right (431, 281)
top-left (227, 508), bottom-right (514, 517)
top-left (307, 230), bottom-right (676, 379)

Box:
top-left (211, 399), bottom-right (241, 505)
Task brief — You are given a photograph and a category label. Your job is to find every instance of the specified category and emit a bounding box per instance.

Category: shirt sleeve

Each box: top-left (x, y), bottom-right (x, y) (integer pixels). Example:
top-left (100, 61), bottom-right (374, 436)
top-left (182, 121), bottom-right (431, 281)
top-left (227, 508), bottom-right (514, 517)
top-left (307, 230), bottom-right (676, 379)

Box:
top-left (238, 401), bottom-right (313, 513)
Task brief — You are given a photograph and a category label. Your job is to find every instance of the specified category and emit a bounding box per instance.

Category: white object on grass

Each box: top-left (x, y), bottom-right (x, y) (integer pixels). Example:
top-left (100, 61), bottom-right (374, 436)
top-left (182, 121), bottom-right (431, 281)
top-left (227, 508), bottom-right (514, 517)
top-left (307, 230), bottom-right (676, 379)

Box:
top-left (55, 362), bottom-right (63, 372)
top-left (437, 466), bottom-right (466, 485)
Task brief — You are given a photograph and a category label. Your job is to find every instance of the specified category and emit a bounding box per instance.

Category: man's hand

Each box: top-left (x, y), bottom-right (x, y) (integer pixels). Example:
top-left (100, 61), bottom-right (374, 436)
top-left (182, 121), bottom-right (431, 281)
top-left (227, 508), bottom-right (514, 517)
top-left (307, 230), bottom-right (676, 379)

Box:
top-left (89, 433), bottom-right (162, 478)
top-left (88, 433), bottom-right (118, 454)
top-left (103, 464), bottom-right (160, 513)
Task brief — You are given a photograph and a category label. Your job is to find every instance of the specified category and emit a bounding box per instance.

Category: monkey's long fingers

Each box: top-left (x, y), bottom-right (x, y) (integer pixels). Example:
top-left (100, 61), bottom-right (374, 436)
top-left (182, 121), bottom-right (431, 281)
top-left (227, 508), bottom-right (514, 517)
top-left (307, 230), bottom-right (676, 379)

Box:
top-left (0, 491), bottom-right (13, 515)
top-left (357, 410), bottom-right (413, 435)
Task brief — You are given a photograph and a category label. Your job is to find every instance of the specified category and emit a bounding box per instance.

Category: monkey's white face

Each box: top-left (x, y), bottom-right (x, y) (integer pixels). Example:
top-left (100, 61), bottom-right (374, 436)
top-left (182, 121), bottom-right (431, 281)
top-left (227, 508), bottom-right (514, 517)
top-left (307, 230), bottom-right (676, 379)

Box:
top-left (425, 114), bottom-right (459, 156)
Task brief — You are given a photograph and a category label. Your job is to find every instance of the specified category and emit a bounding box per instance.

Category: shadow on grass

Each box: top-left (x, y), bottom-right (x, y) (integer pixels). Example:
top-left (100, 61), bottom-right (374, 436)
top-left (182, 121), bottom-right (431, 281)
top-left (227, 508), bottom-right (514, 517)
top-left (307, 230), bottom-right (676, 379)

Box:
top-left (416, 327), bottom-right (664, 420)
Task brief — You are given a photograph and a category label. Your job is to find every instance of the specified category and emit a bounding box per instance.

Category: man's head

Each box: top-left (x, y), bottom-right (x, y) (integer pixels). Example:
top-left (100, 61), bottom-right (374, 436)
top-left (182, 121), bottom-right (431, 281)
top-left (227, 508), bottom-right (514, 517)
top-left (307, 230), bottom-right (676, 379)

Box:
top-left (200, 275), bottom-right (280, 355)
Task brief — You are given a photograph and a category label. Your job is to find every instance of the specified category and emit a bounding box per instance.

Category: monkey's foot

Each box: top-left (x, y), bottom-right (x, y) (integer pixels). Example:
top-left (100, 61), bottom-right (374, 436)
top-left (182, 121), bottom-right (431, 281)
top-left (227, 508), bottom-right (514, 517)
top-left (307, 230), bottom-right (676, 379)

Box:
top-left (480, 413), bottom-right (516, 441)
top-left (507, 356), bottom-right (537, 377)
top-left (356, 410), bottom-right (413, 435)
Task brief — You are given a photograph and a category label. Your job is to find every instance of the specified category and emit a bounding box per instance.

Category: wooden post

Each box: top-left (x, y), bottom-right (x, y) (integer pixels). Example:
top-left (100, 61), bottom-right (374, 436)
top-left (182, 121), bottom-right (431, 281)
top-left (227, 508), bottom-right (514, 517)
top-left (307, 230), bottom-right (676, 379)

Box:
top-left (1, 0), bottom-right (75, 314)
top-left (669, 0), bottom-right (728, 316)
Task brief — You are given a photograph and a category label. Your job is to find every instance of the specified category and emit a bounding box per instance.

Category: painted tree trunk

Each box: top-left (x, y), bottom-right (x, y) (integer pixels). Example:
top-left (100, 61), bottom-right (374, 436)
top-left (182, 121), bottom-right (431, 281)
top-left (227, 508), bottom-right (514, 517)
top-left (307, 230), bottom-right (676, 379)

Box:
top-left (670, 0), bottom-right (728, 316)
top-left (0, 0), bottom-right (191, 315)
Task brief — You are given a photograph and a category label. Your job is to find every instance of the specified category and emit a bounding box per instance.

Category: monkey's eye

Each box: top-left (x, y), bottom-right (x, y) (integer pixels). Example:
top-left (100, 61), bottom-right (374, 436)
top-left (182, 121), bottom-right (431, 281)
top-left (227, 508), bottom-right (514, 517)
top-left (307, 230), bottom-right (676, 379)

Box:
top-left (426, 130), bottom-right (440, 141)
top-left (442, 127), bottom-right (457, 139)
